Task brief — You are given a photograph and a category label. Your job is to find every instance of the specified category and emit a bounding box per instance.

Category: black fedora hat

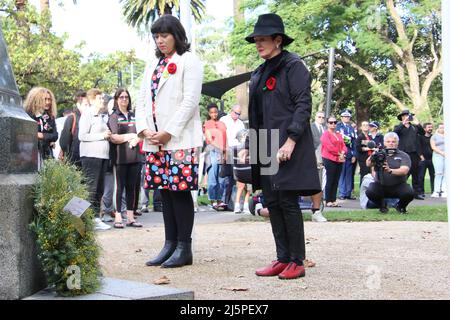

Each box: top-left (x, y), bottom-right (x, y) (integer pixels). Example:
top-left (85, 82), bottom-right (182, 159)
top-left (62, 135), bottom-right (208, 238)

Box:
top-left (397, 109), bottom-right (414, 121)
top-left (245, 13), bottom-right (294, 46)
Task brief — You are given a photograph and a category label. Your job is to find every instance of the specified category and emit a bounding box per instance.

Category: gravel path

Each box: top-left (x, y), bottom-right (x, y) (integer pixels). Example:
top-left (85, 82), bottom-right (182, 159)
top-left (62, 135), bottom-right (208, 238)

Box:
top-left (96, 219), bottom-right (450, 300)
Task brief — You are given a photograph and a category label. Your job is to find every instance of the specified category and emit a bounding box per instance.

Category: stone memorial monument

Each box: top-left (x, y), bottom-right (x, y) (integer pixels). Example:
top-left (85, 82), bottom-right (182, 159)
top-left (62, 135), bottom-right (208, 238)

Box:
top-left (0, 26), bottom-right (46, 299)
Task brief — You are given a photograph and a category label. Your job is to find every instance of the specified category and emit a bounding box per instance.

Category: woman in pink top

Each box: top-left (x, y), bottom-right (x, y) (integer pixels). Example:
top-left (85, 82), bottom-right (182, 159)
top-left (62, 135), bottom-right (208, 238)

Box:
top-left (321, 115), bottom-right (347, 207)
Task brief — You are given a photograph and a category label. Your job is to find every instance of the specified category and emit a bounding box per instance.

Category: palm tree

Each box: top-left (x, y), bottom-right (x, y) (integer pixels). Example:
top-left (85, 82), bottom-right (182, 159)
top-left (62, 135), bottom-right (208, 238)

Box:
top-left (120, 0), bottom-right (206, 28)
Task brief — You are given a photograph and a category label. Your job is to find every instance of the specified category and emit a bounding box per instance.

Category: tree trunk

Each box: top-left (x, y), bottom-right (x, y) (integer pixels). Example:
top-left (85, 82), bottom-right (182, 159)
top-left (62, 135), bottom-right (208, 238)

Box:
top-left (355, 98), bottom-right (369, 127)
top-left (164, 4), bottom-right (172, 15)
top-left (233, 0), bottom-right (249, 119)
top-left (40, 0), bottom-right (50, 13)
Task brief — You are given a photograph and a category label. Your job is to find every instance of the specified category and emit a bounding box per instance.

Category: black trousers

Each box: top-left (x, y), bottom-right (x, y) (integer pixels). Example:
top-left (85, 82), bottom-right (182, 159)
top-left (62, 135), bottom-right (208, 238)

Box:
top-left (358, 160), bottom-right (370, 186)
top-left (323, 158), bottom-right (343, 203)
top-left (114, 163), bottom-right (141, 212)
top-left (261, 175), bottom-right (305, 265)
top-left (406, 152), bottom-right (421, 195)
top-left (418, 159), bottom-right (435, 194)
top-left (81, 157), bottom-right (108, 215)
top-left (365, 181), bottom-right (415, 209)
top-left (161, 190), bottom-right (194, 242)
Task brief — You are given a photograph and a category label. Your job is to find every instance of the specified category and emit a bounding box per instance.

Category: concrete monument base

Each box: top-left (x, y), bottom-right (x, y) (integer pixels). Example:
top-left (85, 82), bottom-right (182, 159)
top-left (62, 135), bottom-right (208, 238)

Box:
top-left (24, 277), bottom-right (194, 300)
top-left (0, 174), bottom-right (46, 300)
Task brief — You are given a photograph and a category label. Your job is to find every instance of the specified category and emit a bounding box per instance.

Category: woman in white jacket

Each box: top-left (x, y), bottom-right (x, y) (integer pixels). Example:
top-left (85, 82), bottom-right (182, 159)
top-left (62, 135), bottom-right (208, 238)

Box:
top-left (136, 15), bottom-right (203, 268)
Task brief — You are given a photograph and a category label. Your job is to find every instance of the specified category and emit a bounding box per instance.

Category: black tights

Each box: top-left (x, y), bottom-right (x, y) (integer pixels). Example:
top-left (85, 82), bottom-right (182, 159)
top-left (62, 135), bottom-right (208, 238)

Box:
top-left (161, 190), bottom-right (194, 242)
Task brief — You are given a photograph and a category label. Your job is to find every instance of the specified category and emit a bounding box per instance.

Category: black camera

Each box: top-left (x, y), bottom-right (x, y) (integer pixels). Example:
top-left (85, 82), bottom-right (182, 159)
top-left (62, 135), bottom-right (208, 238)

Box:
top-left (370, 148), bottom-right (387, 169)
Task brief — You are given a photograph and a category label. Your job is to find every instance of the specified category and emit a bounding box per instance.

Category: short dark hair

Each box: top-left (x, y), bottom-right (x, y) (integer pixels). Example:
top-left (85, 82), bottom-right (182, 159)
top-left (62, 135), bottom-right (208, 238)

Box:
top-left (207, 102), bottom-right (218, 111)
top-left (423, 122), bottom-right (433, 128)
top-left (74, 90), bottom-right (86, 102)
top-left (151, 15), bottom-right (191, 58)
top-left (113, 88), bottom-right (132, 112)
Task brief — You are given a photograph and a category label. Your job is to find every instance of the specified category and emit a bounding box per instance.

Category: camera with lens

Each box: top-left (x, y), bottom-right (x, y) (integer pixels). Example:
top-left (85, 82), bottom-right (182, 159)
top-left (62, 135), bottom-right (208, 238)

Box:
top-left (370, 148), bottom-right (387, 169)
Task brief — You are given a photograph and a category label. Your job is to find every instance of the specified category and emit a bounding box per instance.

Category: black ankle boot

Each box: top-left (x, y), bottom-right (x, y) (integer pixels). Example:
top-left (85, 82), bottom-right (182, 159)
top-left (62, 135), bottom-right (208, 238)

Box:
top-left (145, 240), bottom-right (177, 266)
top-left (161, 241), bottom-right (193, 268)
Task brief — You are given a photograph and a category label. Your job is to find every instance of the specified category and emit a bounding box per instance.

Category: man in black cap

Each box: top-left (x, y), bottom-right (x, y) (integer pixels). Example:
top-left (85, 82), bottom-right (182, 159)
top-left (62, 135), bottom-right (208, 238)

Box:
top-left (393, 109), bottom-right (425, 199)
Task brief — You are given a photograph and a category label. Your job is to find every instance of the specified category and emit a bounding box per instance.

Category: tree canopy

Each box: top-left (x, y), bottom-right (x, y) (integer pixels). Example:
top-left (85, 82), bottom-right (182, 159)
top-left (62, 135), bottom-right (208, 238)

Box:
top-left (1, 0), bottom-right (144, 112)
top-left (230, 0), bottom-right (442, 126)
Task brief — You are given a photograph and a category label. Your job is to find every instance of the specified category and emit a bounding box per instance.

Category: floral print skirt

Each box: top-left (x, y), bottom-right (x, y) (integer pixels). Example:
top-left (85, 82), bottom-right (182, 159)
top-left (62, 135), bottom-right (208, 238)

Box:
top-left (144, 148), bottom-right (199, 191)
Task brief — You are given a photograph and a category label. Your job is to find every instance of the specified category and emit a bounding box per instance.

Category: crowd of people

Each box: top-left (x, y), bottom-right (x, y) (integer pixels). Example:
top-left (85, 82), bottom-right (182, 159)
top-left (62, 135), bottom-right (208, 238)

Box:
top-left (312, 107), bottom-right (446, 214)
top-left (22, 13), bottom-right (445, 279)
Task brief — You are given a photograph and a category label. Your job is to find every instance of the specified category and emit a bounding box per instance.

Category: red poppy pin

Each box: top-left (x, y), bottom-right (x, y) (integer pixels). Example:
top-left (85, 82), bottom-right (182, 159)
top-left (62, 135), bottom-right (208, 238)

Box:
top-left (264, 76), bottom-right (276, 91)
top-left (167, 63), bottom-right (177, 74)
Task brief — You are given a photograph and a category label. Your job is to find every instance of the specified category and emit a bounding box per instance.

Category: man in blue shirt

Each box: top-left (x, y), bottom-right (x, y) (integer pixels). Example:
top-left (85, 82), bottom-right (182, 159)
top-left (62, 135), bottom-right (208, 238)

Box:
top-left (336, 110), bottom-right (357, 200)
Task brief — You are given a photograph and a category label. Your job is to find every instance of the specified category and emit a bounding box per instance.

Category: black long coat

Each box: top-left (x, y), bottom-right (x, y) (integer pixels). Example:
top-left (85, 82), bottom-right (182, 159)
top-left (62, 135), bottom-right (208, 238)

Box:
top-left (248, 51), bottom-right (321, 194)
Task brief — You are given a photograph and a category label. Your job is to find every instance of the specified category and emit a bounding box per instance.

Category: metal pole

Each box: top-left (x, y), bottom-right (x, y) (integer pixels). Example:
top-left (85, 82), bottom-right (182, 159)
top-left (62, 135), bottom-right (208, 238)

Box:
top-left (118, 71), bottom-right (123, 88)
top-left (180, 0), bottom-right (192, 43)
top-left (325, 47), bottom-right (335, 118)
top-left (130, 62), bottom-right (134, 87)
top-left (220, 100), bottom-right (225, 113)
top-left (442, 0), bottom-right (450, 246)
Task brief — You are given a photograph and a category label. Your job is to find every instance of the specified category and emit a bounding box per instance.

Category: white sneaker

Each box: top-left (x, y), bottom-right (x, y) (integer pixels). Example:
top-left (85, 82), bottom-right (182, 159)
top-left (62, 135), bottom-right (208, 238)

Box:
top-left (254, 203), bottom-right (263, 216)
top-left (94, 218), bottom-right (111, 230)
top-left (242, 204), bottom-right (251, 214)
top-left (101, 215), bottom-right (113, 223)
top-left (311, 211), bottom-right (327, 222)
top-left (234, 203), bottom-right (242, 213)
top-left (431, 192), bottom-right (440, 198)
top-left (440, 192), bottom-right (447, 198)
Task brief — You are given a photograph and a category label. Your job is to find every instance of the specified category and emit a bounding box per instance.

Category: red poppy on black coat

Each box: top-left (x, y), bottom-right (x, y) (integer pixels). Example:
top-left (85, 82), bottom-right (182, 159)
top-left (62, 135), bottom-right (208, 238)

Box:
top-left (265, 76), bottom-right (276, 91)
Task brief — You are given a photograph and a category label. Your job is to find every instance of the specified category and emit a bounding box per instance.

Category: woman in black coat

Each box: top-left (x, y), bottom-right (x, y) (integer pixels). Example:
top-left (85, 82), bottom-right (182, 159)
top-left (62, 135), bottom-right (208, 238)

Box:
top-left (246, 14), bottom-right (321, 280)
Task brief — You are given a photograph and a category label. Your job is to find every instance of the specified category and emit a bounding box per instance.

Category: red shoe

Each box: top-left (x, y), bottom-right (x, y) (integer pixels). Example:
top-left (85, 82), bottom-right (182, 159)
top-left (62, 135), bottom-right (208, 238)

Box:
top-left (255, 261), bottom-right (289, 277)
top-left (278, 262), bottom-right (306, 279)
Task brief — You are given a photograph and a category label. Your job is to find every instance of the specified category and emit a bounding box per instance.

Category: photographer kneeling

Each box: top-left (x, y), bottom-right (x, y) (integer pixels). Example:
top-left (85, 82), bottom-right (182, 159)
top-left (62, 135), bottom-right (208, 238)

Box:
top-left (365, 132), bottom-right (415, 213)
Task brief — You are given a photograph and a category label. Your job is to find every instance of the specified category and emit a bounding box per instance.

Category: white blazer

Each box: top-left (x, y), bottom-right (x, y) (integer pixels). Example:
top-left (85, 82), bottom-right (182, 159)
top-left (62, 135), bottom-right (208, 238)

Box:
top-left (136, 51), bottom-right (204, 152)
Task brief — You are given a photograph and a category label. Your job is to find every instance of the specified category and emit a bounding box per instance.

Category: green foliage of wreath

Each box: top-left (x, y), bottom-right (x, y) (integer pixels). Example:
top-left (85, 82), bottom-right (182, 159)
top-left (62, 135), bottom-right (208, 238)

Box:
top-left (29, 160), bottom-right (101, 296)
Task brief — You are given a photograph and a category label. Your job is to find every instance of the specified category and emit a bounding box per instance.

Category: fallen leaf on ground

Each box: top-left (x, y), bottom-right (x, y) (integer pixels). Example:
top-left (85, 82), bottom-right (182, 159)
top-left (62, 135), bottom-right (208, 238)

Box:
top-left (304, 259), bottom-right (316, 268)
top-left (203, 258), bottom-right (216, 262)
top-left (154, 276), bottom-right (171, 285)
top-left (221, 287), bottom-right (249, 292)
top-left (135, 249), bottom-right (142, 253)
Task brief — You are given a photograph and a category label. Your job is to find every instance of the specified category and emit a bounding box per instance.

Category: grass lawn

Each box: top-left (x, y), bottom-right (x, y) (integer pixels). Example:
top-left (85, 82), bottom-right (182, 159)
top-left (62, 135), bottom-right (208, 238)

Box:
top-left (237, 205), bottom-right (448, 223)
top-left (348, 175), bottom-right (433, 198)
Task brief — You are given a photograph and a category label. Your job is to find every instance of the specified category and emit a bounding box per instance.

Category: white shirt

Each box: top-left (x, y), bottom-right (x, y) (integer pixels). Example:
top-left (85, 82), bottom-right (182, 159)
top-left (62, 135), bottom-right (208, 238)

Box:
top-left (220, 114), bottom-right (245, 148)
top-left (53, 115), bottom-right (68, 159)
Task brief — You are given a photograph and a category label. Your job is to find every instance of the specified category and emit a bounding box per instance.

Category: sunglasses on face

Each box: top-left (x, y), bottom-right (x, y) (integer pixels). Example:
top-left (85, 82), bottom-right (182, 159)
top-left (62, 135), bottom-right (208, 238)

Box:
top-left (317, 116), bottom-right (325, 118)
top-left (328, 121), bottom-right (337, 124)
top-left (234, 111), bottom-right (241, 116)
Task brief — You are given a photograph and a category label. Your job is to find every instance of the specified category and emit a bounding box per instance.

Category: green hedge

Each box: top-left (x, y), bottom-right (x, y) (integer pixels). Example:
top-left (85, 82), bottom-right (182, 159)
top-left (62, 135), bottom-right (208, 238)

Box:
top-left (30, 160), bottom-right (101, 296)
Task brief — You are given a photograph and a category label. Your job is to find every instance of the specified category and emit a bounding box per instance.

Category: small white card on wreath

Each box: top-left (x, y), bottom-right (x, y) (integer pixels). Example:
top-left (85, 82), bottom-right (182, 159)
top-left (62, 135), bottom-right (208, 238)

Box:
top-left (63, 197), bottom-right (91, 218)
